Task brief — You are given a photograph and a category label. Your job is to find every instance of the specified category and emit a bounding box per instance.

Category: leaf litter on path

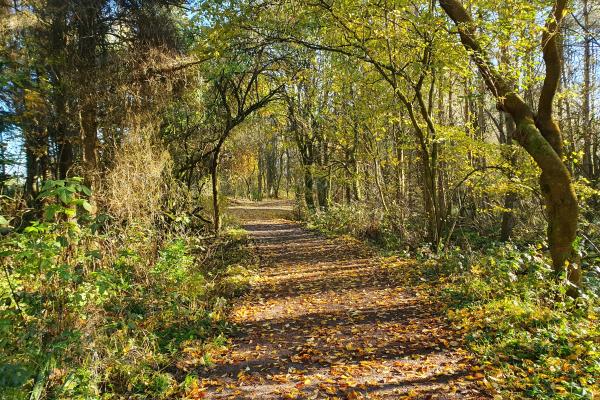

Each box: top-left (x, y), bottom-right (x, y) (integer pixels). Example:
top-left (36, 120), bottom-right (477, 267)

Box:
top-left (195, 204), bottom-right (489, 399)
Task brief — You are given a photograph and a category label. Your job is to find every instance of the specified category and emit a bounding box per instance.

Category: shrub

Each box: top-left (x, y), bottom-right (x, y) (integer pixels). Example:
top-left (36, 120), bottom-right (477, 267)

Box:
top-left (307, 203), bottom-right (404, 250)
top-left (0, 179), bottom-right (257, 399)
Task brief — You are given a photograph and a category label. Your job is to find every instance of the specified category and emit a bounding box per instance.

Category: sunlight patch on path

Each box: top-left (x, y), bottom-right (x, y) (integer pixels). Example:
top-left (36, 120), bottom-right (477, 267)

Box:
top-left (199, 201), bottom-right (489, 399)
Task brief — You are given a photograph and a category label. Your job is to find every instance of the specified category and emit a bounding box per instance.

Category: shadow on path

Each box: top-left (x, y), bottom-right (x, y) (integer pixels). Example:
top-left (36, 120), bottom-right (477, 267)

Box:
top-left (198, 201), bottom-right (489, 399)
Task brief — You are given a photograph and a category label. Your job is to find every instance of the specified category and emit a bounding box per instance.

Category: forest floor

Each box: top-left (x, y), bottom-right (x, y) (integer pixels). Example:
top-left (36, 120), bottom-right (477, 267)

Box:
top-left (200, 200), bottom-right (490, 399)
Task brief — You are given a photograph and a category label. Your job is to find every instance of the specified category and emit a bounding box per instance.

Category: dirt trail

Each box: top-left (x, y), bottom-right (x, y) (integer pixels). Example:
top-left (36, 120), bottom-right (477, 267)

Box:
top-left (201, 200), bottom-right (488, 399)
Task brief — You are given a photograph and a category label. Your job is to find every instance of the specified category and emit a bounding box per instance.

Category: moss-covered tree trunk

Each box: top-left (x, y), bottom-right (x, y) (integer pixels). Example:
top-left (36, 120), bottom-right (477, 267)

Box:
top-left (440, 0), bottom-right (581, 295)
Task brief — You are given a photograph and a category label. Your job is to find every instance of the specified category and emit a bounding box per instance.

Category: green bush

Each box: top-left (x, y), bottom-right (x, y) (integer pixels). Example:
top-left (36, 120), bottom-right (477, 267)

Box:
top-left (307, 204), bottom-right (403, 249)
top-left (426, 244), bottom-right (600, 399)
top-left (0, 179), bottom-right (257, 399)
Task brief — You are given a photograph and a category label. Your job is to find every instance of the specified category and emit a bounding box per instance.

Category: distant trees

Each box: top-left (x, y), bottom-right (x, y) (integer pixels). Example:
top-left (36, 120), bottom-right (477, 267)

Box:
top-left (205, 51), bottom-right (285, 233)
top-left (162, 3), bottom-right (289, 233)
top-left (284, 55), bottom-right (333, 211)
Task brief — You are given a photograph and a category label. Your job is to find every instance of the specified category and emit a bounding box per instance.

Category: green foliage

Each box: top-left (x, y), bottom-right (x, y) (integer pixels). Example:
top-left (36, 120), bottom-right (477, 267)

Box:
top-left (1, 179), bottom-right (96, 398)
top-left (152, 239), bottom-right (195, 284)
top-left (421, 245), bottom-right (600, 399)
top-left (308, 204), bottom-right (404, 250)
top-left (0, 179), bottom-right (258, 399)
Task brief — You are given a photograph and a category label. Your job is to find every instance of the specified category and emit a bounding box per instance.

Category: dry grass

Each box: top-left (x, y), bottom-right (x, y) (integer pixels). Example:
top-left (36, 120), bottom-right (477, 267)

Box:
top-left (103, 128), bottom-right (171, 227)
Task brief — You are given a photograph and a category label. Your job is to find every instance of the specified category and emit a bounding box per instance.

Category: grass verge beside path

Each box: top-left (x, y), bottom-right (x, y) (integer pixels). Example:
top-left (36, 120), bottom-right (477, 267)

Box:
top-left (1, 226), bottom-right (259, 400)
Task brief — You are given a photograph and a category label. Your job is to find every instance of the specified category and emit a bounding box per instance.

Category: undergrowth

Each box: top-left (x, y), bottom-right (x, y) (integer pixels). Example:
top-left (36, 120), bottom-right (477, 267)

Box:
top-left (0, 179), bottom-right (258, 399)
top-left (306, 204), bottom-right (408, 250)
top-left (388, 244), bottom-right (600, 400)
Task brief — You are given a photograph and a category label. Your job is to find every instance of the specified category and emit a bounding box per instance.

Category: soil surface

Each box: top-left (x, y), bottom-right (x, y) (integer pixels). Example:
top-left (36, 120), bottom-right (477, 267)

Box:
top-left (201, 200), bottom-right (489, 399)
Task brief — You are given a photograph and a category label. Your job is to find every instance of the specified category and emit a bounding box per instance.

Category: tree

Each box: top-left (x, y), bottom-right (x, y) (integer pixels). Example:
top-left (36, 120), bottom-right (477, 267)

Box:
top-left (208, 60), bottom-right (284, 233)
top-left (439, 0), bottom-right (581, 294)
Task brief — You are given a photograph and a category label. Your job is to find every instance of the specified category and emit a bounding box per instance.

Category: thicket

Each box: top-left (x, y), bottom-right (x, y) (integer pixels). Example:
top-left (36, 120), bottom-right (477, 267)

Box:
top-left (1, 175), bottom-right (258, 399)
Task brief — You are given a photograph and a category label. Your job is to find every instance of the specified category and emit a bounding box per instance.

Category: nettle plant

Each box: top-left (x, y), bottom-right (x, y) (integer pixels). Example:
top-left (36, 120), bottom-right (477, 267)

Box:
top-left (0, 178), bottom-right (102, 396)
top-left (37, 177), bottom-right (93, 219)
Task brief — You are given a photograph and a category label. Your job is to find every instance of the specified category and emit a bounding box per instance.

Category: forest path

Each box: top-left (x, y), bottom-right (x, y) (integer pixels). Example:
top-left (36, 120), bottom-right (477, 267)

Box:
top-left (201, 200), bottom-right (488, 399)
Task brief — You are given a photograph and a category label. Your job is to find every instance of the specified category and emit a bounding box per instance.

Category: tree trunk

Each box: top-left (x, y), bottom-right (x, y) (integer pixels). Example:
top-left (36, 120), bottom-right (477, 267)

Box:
top-left (266, 136), bottom-right (277, 197)
top-left (47, 0), bottom-right (73, 180)
top-left (257, 144), bottom-right (264, 200)
top-left (211, 152), bottom-right (220, 235)
top-left (374, 157), bottom-right (388, 212)
top-left (582, 0), bottom-right (593, 178)
top-left (80, 105), bottom-right (98, 178)
top-left (316, 175), bottom-right (329, 210)
top-left (274, 147), bottom-right (284, 198)
top-left (440, 0), bottom-right (580, 294)
top-left (352, 123), bottom-right (361, 202)
top-left (313, 136), bottom-right (329, 210)
top-left (304, 166), bottom-right (315, 211)
top-left (500, 191), bottom-right (517, 242)
top-left (56, 124), bottom-right (74, 180)
top-left (285, 148), bottom-right (292, 198)
top-left (76, 0), bottom-right (101, 187)
top-left (397, 88), bottom-right (442, 249)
